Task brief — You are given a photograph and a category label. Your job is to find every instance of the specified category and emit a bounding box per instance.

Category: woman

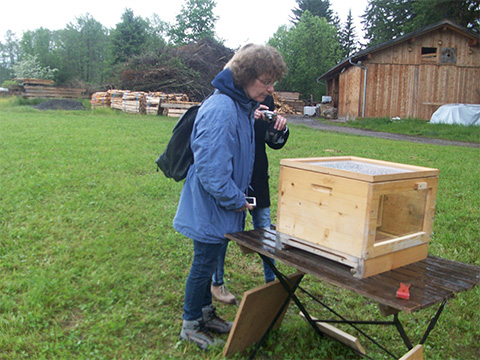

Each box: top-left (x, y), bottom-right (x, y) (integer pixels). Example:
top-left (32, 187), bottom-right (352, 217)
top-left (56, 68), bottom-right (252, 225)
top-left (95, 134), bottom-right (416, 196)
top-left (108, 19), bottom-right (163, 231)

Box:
top-left (174, 44), bottom-right (287, 350)
top-left (211, 94), bottom-right (290, 304)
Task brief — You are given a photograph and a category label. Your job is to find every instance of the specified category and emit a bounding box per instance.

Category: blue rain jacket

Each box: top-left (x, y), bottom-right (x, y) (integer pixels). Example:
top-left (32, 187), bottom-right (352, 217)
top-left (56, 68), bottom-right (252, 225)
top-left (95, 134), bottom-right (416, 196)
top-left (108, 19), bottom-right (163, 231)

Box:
top-left (173, 68), bottom-right (257, 243)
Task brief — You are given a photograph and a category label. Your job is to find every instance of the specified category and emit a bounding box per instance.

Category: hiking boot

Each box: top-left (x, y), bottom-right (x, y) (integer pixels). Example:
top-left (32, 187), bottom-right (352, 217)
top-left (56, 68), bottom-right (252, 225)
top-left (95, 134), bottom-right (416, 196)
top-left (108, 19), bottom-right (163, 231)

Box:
top-left (211, 284), bottom-right (236, 304)
top-left (202, 304), bottom-right (233, 334)
top-left (179, 318), bottom-right (224, 351)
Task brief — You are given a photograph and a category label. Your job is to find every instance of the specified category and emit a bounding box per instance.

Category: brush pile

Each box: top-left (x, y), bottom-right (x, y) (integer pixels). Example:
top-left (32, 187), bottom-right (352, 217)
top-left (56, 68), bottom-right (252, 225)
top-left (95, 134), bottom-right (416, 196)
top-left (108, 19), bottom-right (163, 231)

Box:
top-left (119, 38), bottom-right (234, 102)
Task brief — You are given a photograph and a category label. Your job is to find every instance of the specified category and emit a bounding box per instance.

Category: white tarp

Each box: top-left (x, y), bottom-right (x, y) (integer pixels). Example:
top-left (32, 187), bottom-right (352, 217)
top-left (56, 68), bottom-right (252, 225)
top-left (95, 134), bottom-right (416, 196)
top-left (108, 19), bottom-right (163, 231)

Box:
top-left (430, 104), bottom-right (480, 126)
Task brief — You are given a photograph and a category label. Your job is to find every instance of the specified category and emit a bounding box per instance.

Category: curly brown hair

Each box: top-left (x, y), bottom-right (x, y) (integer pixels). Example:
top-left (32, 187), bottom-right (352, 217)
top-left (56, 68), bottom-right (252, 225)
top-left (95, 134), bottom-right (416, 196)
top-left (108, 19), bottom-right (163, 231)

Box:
top-left (228, 44), bottom-right (287, 88)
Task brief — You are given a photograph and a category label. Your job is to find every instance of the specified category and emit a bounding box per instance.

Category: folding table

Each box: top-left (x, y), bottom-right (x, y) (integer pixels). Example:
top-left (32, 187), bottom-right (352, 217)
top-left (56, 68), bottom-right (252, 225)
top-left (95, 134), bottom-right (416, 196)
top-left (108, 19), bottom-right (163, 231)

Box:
top-left (224, 228), bottom-right (480, 359)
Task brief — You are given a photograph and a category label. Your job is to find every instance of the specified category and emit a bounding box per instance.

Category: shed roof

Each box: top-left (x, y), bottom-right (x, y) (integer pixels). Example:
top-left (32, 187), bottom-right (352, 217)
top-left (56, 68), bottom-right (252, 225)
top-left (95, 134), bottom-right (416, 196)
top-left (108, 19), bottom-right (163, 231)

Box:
top-left (317, 19), bottom-right (480, 81)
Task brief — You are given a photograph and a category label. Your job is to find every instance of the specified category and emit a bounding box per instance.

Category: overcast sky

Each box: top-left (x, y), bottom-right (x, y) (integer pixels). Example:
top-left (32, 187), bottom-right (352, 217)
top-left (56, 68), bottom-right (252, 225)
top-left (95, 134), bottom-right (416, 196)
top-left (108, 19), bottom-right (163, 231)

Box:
top-left (0, 0), bottom-right (368, 48)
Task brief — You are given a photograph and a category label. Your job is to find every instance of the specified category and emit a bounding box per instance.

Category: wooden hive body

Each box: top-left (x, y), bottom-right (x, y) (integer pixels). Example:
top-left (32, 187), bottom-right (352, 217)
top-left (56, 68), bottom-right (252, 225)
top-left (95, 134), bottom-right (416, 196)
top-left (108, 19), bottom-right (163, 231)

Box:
top-left (276, 156), bottom-right (439, 278)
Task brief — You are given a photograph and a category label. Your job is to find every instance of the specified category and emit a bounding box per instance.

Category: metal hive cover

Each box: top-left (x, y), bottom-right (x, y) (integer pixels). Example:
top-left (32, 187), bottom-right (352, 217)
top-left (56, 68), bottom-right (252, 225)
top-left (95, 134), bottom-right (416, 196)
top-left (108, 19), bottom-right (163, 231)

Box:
top-left (309, 160), bottom-right (415, 176)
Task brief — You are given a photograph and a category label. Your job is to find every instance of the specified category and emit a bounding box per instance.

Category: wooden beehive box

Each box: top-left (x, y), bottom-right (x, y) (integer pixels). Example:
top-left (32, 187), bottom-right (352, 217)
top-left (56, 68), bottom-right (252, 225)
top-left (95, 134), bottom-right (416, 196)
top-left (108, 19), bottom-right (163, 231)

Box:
top-left (276, 156), bottom-right (439, 278)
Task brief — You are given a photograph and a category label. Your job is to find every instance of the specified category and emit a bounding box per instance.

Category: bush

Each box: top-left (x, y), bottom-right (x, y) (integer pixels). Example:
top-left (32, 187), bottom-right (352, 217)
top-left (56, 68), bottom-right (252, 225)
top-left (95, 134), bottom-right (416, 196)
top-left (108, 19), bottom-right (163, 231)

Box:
top-left (1, 80), bottom-right (21, 89)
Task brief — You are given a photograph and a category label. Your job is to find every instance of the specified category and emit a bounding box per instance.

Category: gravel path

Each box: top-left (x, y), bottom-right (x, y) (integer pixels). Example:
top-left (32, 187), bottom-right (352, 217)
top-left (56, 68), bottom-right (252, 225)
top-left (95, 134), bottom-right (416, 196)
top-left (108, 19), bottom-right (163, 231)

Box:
top-left (285, 115), bottom-right (480, 149)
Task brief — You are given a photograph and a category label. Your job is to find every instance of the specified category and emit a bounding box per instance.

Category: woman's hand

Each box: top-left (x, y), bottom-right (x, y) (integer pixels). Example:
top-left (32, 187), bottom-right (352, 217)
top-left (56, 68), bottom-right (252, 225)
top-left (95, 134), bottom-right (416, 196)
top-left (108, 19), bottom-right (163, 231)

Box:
top-left (273, 114), bottom-right (287, 131)
top-left (236, 200), bottom-right (254, 212)
top-left (254, 104), bottom-right (269, 120)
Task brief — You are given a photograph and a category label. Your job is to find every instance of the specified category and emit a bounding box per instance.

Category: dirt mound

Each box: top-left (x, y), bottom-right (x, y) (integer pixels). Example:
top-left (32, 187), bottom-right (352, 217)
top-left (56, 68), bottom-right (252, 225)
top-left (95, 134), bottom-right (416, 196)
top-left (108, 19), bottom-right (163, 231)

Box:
top-left (33, 99), bottom-right (87, 111)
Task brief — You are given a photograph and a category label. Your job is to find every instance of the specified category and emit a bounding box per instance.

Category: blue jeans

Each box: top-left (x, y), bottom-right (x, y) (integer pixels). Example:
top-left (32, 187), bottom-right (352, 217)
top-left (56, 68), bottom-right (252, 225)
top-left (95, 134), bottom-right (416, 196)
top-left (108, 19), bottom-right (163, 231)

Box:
top-left (183, 240), bottom-right (225, 321)
top-left (212, 207), bottom-right (276, 285)
top-left (251, 207), bottom-right (276, 283)
top-left (212, 241), bottom-right (228, 286)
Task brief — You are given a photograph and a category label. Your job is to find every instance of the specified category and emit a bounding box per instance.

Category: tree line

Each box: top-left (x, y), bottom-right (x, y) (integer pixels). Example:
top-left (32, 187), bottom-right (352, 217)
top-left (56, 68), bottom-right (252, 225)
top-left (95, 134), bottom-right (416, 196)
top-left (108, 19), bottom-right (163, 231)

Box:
top-left (1, 0), bottom-right (478, 101)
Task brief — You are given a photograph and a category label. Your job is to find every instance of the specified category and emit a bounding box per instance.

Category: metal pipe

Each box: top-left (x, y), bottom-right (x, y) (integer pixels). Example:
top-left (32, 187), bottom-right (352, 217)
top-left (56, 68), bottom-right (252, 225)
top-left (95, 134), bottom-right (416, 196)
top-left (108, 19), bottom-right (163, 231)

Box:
top-left (349, 58), bottom-right (367, 118)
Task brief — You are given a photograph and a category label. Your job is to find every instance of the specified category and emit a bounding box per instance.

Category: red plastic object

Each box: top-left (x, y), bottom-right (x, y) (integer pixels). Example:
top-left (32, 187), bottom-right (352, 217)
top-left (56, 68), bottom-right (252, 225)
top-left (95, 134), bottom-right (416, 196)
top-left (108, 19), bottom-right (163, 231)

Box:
top-left (396, 283), bottom-right (411, 299)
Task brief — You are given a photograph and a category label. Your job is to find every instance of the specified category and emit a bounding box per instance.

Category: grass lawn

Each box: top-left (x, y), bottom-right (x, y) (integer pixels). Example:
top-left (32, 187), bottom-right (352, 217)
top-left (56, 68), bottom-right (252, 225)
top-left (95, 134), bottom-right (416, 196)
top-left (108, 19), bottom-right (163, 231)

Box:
top-left (1, 98), bottom-right (479, 359)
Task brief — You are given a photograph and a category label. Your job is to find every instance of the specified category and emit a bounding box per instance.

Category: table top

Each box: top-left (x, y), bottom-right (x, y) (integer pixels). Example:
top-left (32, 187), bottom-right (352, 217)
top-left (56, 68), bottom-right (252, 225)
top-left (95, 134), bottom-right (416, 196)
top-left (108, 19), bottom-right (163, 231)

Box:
top-left (226, 228), bottom-right (480, 313)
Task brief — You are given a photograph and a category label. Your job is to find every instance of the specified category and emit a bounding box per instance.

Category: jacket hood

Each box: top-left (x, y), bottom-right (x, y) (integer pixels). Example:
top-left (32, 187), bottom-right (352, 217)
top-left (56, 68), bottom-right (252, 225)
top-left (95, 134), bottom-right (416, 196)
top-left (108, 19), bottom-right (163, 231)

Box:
top-left (211, 68), bottom-right (254, 106)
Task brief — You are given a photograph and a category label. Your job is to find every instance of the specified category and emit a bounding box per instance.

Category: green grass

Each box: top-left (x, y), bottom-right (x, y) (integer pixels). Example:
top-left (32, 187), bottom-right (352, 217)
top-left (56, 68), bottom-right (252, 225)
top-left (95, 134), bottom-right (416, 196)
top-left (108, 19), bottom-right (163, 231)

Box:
top-left (327, 116), bottom-right (480, 144)
top-left (1, 97), bottom-right (479, 359)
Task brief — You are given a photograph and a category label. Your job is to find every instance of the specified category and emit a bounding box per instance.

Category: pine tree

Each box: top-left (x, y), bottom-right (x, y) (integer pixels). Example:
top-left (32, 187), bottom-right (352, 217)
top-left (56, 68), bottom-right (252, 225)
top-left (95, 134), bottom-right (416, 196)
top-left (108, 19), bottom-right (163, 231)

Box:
top-left (339, 9), bottom-right (358, 58)
top-left (109, 9), bottom-right (149, 65)
top-left (169, 0), bottom-right (218, 45)
top-left (361, 0), bottom-right (479, 46)
top-left (291, 0), bottom-right (335, 24)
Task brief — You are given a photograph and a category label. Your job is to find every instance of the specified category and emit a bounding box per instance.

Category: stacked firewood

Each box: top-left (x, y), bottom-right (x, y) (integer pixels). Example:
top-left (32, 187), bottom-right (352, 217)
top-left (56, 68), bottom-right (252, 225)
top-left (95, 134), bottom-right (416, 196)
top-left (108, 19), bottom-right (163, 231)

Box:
top-left (145, 92), bottom-right (192, 116)
top-left (90, 92), bottom-right (112, 108)
top-left (122, 91), bottom-right (147, 114)
top-left (14, 78), bottom-right (87, 99)
top-left (91, 90), bottom-right (198, 117)
top-left (15, 78), bottom-right (55, 86)
top-left (145, 93), bottom-right (161, 115)
top-left (109, 90), bottom-right (129, 112)
top-left (160, 101), bottom-right (198, 117)
top-left (155, 92), bottom-right (190, 102)
top-left (92, 89), bottom-right (307, 117)
top-left (22, 85), bottom-right (87, 99)
top-left (273, 92), bottom-right (303, 115)
top-left (109, 90), bottom-right (148, 114)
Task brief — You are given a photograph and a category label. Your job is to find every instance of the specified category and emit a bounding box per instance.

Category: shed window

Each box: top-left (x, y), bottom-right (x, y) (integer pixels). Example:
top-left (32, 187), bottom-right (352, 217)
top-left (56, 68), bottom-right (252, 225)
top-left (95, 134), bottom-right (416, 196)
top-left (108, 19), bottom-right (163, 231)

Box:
top-left (421, 47), bottom-right (437, 62)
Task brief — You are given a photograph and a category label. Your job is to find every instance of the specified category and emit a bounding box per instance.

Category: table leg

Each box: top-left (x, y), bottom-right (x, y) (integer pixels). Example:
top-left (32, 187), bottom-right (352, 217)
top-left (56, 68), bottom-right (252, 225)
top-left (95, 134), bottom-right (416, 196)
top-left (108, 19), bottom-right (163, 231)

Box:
top-left (420, 299), bottom-right (447, 345)
top-left (248, 271), bottom-right (304, 360)
top-left (256, 256), bottom-right (447, 359)
top-left (393, 313), bottom-right (413, 350)
top-left (259, 255), bottom-right (326, 340)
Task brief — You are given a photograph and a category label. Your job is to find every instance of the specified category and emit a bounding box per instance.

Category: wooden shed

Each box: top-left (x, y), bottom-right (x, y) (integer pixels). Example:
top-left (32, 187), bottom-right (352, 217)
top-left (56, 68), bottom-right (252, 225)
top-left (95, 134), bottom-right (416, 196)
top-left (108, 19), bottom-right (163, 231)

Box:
top-left (317, 20), bottom-right (480, 120)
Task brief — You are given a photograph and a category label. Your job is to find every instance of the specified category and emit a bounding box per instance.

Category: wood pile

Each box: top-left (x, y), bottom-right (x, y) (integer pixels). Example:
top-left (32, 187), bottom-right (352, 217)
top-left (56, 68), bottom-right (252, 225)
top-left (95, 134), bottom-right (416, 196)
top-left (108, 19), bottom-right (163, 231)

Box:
top-left (22, 85), bottom-right (87, 99)
top-left (109, 90), bottom-right (130, 112)
top-left (91, 90), bottom-right (198, 117)
top-left (92, 89), bottom-right (307, 117)
top-left (91, 92), bottom-right (112, 108)
top-left (15, 78), bottom-right (55, 86)
top-left (122, 91), bottom-right (147, 114)
top-left (318, 104), bottom-right (338, 119)
top-left (147, 92), bottom-right (192, 116)
top-left (109, 90), bottom-right (147, 114)
top-left (152, 92), bottom-right (189, 102)
top-left (14, 78), bottom-right (87, 99)
top-left (145, 93), bottom-right (161, 115)
top-left (160, 101), bottom-right (197, 117)
top-left (273, 92), bottom-right (303, 115)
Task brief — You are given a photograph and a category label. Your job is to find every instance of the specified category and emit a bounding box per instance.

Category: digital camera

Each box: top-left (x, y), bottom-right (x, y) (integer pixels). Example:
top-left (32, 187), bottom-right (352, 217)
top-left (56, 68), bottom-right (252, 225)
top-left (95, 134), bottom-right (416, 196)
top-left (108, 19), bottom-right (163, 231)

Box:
top-left (262, 110), bottom-right (277, 123)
